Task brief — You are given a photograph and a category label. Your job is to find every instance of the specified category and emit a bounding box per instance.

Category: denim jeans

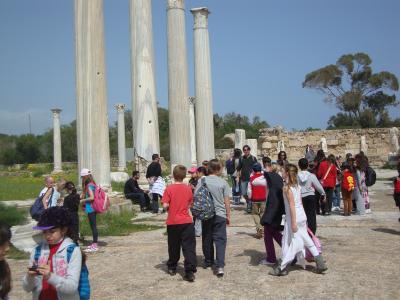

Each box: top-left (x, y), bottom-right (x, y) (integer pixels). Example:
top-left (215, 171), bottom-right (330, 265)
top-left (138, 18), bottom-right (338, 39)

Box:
top-left (332, 184), bottom-right (341, 208)
top-left (202, 215), bottom-right (227, 268)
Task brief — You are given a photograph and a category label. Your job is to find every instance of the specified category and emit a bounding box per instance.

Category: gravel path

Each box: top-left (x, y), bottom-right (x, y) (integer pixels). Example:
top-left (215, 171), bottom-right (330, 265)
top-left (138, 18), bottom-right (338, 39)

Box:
top-left (7, 172), bottom-right (400, 300)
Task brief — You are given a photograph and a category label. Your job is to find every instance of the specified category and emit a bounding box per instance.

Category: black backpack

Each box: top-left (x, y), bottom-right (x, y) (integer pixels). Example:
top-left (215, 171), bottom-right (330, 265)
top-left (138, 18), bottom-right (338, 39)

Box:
top-left (365, 166), bottom-right (376, 187)
top-left (226, 159), bottom-right (235, 175)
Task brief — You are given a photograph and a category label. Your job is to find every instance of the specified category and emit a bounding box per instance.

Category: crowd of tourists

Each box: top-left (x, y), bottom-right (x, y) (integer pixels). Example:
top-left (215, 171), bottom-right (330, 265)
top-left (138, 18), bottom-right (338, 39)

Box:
top-left (1, 147), bottom-right (400, 299)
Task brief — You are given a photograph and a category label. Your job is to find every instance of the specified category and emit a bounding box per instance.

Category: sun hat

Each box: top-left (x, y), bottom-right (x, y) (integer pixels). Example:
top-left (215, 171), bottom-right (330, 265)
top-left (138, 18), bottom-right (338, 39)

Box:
top-left (188, 167), bottom-right (197, 173)
top-left (33, 207), bottom-right (72, 230)
top-left (80, 168), bottom-right (91, 177)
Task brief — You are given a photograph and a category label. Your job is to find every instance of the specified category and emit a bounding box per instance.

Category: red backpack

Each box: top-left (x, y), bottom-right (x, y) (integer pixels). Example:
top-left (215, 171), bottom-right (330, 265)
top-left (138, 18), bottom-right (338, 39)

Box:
top-left (92, 184), bottom-right (110, 213)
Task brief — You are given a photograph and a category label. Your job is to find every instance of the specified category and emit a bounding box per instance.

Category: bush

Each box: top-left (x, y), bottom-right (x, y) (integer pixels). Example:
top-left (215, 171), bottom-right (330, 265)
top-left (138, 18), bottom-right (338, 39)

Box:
top-left (0, 202), bottom-right (27, 226)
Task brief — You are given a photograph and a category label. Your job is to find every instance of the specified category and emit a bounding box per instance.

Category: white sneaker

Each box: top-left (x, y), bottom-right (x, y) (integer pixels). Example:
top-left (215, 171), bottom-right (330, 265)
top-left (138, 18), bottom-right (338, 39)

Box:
top-left (365, 208), bottom-right (371, 214)
top-left (259, 259), bottom-right (276, 266)
top-left (84, 244), bottom-right (98, 253)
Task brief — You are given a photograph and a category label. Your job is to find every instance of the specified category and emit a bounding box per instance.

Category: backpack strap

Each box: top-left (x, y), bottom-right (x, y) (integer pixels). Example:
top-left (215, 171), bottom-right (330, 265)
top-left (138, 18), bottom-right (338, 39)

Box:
top-left (66, 244), bottom-right (77, 263)
top-left (34, 245), bottom-right (42, 263)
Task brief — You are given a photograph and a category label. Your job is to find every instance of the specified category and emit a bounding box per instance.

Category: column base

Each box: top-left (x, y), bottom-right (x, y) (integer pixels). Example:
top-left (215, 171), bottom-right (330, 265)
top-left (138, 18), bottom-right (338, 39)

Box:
top-left (52, 169), bottom-right (63, 174)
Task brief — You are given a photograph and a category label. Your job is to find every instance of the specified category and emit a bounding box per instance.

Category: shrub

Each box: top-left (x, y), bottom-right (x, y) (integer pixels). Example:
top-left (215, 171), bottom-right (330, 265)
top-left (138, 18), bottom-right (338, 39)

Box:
top-left (0, 202), bottom-right (27, 226)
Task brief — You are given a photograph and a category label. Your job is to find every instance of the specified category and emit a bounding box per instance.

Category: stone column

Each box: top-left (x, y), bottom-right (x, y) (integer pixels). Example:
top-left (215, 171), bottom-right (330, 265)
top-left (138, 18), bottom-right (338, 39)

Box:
top-left (235, 129), bottom-right (246, 150)
top-left (115, 104), bottom-right (126, 171)
top-left (75, 0), bottom-right (111, 188)
top-left (189, 97), bottom-right (197, 166)
top-left (166, 0), bottom-right (191, 167)
top-left (246, 139), bottom-right (258, 157)
top-left (320, 137), bottom-right (328, 154)
top-left (191, 7), bottom-right (215, 163)
top-left (130, 0), bottom-right (160, 162)
top-left (51, 109), bottom-right (62, 173)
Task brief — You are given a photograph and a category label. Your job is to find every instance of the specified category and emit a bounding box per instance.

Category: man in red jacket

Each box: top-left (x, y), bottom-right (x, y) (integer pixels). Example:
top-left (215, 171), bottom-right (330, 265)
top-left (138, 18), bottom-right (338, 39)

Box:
top-left (248, 163), bottom-right (267, 238)
top-left (316, 154), bottom-right (337, 215)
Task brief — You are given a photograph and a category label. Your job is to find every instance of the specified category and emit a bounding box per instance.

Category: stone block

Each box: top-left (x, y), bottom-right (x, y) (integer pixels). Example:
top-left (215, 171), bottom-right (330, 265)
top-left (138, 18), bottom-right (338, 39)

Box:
top-left (110, 171), bottom-right (129, 183)
top-left (327, 139), bottom-right (339, 146)
top-left (262, 141), bottom-right (272, 149)
top-left (269, 136), bottom-right (279, 142)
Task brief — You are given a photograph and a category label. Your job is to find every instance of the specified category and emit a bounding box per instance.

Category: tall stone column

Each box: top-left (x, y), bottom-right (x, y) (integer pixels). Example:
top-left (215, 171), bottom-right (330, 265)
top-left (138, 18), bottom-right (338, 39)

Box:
top-left (75, 0), bottom-right (111, 188)
top-left (166, 0), bottom-right (191, 167)
top-left (51, 109), bottom-right (62, 173)
top-left (188, 97), bottom-right (197, 166)
top-left (191, 7), bottom-right (215, 163)
top-left (246, 139), bottom-right (258, 157)
top-left (130, 0), bottom-right (160, 162)
top-left (115, 104), bottom-right (126, 171)
top-left (235, 129), bottom-right (246, 150)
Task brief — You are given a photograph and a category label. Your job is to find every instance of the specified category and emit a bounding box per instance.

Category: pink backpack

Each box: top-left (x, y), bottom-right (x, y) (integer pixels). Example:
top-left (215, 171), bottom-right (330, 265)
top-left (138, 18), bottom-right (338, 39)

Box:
top-left (305, 227), bottom-right (322, 262)
top-left (92, 185), bottom-right (110, 213)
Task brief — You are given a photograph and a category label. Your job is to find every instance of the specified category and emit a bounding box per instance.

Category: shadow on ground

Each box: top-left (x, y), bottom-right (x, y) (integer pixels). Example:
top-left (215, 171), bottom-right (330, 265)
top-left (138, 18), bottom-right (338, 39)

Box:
top-left (372, 227), bottom-right (400, 236)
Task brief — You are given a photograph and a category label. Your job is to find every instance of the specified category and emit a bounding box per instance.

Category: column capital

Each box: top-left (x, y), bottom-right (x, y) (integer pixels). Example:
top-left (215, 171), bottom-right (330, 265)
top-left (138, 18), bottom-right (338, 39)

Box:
top-left (51, 108), bottom-right (62, 115)
top-left (191, 7), bottom-right (210, 29)
top-left (167, 0), bottom-right (185, 11)
top-left (188, 96), bottom-right (196, 105)
top-left (115, 103), bottom-right (125, 113)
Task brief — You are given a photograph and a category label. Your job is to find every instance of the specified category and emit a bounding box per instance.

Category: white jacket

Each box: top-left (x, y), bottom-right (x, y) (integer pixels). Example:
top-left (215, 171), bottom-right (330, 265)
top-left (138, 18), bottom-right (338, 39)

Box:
top-left (22, 237), bottom-right (82, 300)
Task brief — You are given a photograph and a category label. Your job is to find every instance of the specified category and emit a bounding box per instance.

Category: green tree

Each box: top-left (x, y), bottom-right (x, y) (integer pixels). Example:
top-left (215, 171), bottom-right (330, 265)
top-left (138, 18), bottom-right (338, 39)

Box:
top-left (303, 52), bottom-right (399, 128)
top-left (15, 134), bottom-right (41, 163)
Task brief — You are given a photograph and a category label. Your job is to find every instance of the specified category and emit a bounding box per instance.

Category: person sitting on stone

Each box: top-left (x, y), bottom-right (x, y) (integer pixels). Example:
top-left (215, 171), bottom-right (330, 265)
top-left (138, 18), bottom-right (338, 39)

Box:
top-left (124, 171), bottom-right (151, 212)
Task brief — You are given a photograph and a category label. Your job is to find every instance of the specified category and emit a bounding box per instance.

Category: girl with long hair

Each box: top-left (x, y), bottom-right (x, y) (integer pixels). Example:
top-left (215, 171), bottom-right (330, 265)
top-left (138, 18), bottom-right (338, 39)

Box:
top-left (270, 164), bottom-right (327, 276)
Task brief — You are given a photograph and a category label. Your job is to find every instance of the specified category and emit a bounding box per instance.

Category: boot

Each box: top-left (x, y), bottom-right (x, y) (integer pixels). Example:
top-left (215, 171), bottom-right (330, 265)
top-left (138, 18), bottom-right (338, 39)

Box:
top-left (315, 255), bottom-right (327, 274)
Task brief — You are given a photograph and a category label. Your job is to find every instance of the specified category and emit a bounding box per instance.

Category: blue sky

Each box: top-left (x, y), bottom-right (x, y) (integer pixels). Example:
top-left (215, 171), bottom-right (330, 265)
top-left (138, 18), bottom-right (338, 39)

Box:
top-left (0, 0), bottom-right (399, 135)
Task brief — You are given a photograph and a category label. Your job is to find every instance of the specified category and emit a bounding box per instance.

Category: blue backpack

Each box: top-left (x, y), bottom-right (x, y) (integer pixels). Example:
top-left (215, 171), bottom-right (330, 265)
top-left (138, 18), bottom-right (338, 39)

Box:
top-left (34, 244), bottom-right (90, 300)
top-left (191, 177), bottom-right (215, 221)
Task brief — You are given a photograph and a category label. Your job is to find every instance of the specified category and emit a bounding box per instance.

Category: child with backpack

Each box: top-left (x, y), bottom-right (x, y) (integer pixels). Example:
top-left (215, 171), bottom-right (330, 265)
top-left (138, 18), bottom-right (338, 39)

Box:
top-left (80, 168), bottom-right (99, 252)
top-left (162, 165), bottom-right (197, 282)
top-left (247, 163), bottom-right (267, 239)
top-left (393, 162), bottom-right (400, 222)
top-left (341, 163), bottom-right (355, 216)
top-left (23, 207), bottom-right (89, 300)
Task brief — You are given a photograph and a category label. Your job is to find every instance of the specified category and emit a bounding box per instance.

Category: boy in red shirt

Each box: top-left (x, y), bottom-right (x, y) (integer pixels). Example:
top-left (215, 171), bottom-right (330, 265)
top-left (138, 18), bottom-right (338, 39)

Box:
top-left (248, 163), bottom-right (267, 239)
top-left (162, 165), bottom-right (197, 282)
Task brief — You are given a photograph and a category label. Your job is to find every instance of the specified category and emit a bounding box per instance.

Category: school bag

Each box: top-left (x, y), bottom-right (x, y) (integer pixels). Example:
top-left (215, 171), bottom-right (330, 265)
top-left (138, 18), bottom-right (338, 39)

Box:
top-left (365, 166), bottom-right (376, 187)
top-left (34, 244), bottom-right (91, 300)
top-left (89, 184), bottom-right (110, 213)
top-left (30, 188), bottom-right (54, 221)
top-left (191, 177), bottom-right (215, 221)
top-left (225, 159), bottom-right (235, 175)
top-left (305, 228), bottom-right (322, 262)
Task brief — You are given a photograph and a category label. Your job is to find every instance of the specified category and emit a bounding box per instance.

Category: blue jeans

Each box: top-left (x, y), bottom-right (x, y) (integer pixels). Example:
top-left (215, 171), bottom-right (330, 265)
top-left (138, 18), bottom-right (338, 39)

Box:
top-left (231, 176), bottom-right (241, 205)
top-left (202, 215), bottom-right (227, 268)
top-left (332, 184), bottom-right (341, 208)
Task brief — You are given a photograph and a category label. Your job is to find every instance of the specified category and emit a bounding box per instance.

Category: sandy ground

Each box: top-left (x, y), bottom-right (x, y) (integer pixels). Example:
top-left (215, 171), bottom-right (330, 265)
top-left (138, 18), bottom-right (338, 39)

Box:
top-left (7, 172), bottom-right (400, 300)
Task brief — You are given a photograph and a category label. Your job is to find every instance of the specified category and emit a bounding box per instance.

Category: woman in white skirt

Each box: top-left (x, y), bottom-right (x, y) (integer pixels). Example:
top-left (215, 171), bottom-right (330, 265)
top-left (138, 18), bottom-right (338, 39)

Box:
top-left (269, 164), bottom-right (327, 276)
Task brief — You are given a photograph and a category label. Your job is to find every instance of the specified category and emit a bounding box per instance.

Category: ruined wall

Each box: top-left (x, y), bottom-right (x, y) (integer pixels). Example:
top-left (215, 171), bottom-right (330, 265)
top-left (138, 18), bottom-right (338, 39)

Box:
top-left (258, 127), bottom-right (400, 167)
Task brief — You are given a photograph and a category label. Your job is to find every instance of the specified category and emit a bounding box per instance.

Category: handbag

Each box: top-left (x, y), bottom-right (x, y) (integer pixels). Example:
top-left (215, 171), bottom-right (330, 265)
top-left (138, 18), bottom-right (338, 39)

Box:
top-left (305, 227), bottom-right (322, 262)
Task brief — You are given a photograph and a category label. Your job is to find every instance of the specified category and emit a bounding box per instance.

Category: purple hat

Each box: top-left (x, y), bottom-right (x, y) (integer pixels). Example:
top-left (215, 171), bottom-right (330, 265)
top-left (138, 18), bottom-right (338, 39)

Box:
top-left (32, 225), bottom-right (55, 230)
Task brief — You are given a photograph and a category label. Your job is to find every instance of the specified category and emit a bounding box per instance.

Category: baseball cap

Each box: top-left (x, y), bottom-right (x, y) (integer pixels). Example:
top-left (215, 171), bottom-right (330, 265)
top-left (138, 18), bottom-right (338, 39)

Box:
top-left (32, 207), bottom-right (71, 230)
top-left (188, 167), bottom-right (197, 173)
top-left (252, 162), bottom-right (262, 172)
top-left (80, 168), bottom-right (91, 177)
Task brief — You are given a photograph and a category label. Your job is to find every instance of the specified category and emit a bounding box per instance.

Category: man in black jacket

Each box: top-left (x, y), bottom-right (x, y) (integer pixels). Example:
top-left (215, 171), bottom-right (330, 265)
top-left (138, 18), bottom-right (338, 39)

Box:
top-left (124, 171), bottom-right (151, 212)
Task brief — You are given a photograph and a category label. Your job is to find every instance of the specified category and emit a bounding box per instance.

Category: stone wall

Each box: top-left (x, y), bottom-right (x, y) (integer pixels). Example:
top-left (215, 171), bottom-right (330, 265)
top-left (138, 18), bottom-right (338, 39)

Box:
top-left (259, 127), bottom-right (400, 167)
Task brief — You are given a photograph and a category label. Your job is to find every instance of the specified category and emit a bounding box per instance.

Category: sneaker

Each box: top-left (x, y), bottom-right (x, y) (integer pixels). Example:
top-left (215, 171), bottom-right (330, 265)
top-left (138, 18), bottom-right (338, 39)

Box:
top-left (168, 269), bottom-right (176, 276)
top-left (183, 272), bottom-right (195, 282)
top-left (216, 267), bottom-right (224, 278)
top-left (259, 259), bottom-right (276, 266)
top-left (203, 262), bottom-right (213, 269)
top-left (365, 208), bottom-right (371, 214)
top-left (84, 243), bottom-right (98, 253)
top-left (268, 266), bottom-right (288, 276)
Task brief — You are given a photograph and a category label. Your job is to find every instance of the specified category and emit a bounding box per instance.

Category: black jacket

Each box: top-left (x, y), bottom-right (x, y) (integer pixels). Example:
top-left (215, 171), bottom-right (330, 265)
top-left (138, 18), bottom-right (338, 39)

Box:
top-left (146, 162), bottom-right (161, 178)
top-left (260, 171), bottom-right (285, 230)
top-left (124, 178), bottom-right (143, 196)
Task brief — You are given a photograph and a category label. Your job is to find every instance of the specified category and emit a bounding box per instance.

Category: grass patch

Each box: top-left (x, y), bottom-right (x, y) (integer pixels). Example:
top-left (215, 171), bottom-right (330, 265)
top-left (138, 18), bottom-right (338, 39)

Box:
top-left (0, 173), bottom-right (77, 200)
top-left (111, 181), bottom-right (125, 192)
top-left (0, 202), bottom-right (27, 226)
top-left (79, 211), bottom-right (162, 237)
top-left (7, 244), bottom-right (30, 260)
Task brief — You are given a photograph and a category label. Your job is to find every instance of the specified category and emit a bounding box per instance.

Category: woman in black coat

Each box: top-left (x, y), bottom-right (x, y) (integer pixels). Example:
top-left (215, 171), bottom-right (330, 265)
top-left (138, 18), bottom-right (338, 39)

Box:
top-left (260, 159), bottom-right (285, 265)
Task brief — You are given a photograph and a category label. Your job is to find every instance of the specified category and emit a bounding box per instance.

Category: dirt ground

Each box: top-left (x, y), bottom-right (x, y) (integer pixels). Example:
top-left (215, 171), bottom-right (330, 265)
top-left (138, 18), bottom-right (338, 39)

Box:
top-left (8, 173), bottom-right (400, 300)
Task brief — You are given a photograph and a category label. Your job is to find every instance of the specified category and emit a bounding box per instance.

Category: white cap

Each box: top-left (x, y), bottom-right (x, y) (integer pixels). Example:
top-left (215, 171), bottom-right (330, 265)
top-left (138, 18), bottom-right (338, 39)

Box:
top-left (80, 168), bottom-right (91, 177)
